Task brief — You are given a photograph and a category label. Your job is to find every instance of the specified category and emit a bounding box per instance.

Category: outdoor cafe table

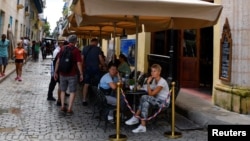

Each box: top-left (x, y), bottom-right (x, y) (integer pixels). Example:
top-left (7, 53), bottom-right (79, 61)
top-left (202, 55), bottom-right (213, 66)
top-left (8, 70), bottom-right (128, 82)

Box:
top-left (125, 90), bottom-right (148, 111)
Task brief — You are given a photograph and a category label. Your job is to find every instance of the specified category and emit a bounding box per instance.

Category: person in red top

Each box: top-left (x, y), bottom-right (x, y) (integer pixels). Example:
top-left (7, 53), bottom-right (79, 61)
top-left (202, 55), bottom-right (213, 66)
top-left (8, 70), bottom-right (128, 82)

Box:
top-left (54, 34), bottom-right (83, 116)
top-left (13, 40), bottom-right (27, 81)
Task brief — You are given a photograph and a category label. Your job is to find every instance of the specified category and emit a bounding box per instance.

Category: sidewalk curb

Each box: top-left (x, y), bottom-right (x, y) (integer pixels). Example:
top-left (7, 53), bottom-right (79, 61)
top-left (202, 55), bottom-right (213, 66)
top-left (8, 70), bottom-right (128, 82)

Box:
top-left (175, 91), bottom-right (250, 129)
top-left (0, 63), bottom-right (15, 83)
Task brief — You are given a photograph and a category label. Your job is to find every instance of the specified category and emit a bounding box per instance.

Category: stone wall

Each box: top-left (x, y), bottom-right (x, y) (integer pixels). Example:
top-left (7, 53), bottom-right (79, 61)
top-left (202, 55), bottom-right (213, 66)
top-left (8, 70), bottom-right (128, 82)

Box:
top-left (213, 0), bottom-right (250, 114)
top-left (214, 84), bottom-right (250, 114)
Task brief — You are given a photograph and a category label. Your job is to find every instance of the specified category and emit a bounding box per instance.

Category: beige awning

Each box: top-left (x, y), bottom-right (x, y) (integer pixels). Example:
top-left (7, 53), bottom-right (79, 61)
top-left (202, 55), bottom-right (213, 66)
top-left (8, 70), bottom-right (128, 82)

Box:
top-left (83, 0), bottom-right (223, 29)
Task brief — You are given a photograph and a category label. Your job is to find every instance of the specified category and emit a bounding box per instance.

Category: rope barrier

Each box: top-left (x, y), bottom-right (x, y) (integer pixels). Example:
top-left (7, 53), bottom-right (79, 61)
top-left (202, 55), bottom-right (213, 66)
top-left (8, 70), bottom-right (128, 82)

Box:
top-left (121, 89), bottom-right (172, 121)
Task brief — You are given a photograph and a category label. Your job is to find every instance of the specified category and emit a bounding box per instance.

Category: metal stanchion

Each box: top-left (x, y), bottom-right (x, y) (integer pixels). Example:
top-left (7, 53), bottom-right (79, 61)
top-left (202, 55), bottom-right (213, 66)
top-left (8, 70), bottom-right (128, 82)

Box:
top-left (164, 82), bottom-right (182, 139)
top-left (109, 82), bottom-right (127, 141)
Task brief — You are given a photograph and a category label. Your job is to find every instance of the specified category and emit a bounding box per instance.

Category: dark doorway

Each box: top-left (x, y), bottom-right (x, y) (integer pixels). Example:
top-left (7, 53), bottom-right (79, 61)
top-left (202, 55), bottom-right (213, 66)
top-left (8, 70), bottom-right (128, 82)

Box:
top-left (150, 30), bottom-right (179, 80)
top-left (200, 27), bottom-right (213, 89)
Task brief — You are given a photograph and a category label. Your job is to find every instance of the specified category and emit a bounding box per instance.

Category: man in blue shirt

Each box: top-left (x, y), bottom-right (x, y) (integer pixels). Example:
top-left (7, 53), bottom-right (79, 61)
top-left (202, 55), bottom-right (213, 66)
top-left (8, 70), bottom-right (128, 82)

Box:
top-left (81, 38), bottom-right (107, 106)
top-left (0, 34), bottom-right (10, 77)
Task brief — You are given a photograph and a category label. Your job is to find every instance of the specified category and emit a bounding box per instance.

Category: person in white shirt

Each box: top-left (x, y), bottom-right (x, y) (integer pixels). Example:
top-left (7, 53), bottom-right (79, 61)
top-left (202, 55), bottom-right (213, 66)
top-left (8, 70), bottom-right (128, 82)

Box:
top-left (125, 64), bottom-right (170, 133)
top-left (23, 37), bottom-right (30, 55)
top-left (47, 40), bottom-right (68, 104)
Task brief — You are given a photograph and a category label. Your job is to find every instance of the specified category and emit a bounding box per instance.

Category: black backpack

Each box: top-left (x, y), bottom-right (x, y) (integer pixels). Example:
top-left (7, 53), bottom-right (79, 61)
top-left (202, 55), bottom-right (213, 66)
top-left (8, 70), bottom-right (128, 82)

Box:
top-left (58, 46), bottom-right (75, 73)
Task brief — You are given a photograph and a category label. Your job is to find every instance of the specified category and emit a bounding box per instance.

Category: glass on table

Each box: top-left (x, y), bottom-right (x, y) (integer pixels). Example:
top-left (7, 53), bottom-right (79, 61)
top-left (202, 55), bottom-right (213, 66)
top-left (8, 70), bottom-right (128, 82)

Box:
top-left (129, 85), bottom-right (134, 91)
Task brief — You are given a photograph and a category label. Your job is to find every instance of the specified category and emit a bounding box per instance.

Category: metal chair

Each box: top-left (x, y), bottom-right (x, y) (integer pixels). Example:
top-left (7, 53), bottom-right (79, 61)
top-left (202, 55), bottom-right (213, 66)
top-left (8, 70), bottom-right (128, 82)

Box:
top-left (148, 82), bottom-right (180, 128)
top-left (91, 86), bottom-right (116, 132)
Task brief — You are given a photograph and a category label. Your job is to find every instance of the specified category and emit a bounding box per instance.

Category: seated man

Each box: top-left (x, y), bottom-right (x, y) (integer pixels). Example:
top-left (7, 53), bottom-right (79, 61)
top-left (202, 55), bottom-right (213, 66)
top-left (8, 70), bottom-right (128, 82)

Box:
top-left (98, 63), bottom-right (124, 121)
top-left (125, 64), bottom-right (170, 133)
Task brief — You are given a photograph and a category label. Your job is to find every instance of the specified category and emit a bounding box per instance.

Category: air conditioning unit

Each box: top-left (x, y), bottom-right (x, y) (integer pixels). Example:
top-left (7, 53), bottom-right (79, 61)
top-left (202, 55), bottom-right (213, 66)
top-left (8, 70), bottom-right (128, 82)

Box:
top-left (17, 4), bottom-right (24, 9)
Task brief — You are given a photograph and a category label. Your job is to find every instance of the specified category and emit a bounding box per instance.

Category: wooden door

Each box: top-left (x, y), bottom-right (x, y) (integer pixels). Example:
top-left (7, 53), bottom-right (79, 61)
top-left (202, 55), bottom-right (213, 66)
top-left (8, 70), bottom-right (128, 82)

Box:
top-left (180, 29), bottom-right (200, 87)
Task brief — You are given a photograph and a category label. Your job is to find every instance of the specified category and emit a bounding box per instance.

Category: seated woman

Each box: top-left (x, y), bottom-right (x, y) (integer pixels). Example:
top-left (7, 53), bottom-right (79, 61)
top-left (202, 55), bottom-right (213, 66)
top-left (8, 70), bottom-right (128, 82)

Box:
top-left (99, 63), bottom-right (124, 120)
top-left (118, 53), bottom-right (131, 77)
top-left (125, 64), bottom-right (170, 133)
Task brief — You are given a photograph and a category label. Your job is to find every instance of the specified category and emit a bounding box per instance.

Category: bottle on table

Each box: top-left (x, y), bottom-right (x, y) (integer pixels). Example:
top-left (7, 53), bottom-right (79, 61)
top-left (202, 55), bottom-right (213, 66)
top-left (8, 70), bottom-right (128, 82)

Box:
top-left (124, 71), bottom-right (130, 90)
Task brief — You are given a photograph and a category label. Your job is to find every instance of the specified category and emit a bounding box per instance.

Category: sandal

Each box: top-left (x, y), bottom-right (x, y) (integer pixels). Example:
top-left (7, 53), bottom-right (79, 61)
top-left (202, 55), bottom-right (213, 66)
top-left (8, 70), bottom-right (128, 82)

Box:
top-left (60, 107), bottom-right (67, 113)
top-left (66, 110), bottom-right (74, 116)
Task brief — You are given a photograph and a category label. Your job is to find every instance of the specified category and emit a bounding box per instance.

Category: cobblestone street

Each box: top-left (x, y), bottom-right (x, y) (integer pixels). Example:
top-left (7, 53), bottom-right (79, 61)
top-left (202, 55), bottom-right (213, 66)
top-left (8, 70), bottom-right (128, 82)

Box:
top-left (0, 56), bottom-right (207, 141)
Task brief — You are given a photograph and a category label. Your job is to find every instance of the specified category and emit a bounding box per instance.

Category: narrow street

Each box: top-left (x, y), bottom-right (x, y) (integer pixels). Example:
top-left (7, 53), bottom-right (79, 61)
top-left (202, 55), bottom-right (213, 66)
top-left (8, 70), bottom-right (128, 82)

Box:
top-left (0, 55), bottom-right (207, 141)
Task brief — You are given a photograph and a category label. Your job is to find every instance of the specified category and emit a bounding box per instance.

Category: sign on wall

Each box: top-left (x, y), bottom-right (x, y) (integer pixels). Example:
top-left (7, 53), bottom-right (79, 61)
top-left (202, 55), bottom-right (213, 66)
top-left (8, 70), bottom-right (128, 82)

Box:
top-left (219, 18), bottom-right (232, 81)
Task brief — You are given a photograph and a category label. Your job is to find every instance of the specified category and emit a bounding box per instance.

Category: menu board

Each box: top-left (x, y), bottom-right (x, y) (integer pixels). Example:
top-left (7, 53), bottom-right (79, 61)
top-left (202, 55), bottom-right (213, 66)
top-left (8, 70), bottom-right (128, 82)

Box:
top-left (220, 38), bottom-right (230, 79)
top-left (219, 18), bottom-right (232, 81)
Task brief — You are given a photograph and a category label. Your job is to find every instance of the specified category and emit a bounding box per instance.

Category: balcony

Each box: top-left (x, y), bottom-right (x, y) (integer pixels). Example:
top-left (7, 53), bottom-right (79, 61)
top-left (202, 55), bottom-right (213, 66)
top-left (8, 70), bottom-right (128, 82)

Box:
top-left (34, 0), bottom-right (43, 13)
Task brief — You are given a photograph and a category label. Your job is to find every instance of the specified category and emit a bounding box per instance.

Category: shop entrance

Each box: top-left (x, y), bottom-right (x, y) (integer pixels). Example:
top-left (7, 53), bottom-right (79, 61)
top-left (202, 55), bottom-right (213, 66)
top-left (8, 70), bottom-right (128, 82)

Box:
top-left (151, 27), bottom-right (213, 90)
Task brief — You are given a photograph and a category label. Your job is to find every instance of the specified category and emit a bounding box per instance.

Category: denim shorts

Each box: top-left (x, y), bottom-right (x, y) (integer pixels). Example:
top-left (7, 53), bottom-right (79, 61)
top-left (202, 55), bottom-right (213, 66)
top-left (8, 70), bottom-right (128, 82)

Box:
top-left (83, 68), bottom-right (101, 85)
top-left (0, 57), bottom-right (8, 65)
top-left (59, 75), bottom-right (78, 93)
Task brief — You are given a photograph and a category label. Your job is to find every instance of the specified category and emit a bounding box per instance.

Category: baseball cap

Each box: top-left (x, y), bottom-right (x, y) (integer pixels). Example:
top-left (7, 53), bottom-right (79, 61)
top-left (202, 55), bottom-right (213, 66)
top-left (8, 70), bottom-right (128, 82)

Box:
top-left (67, 34), bottom-right (77, 43)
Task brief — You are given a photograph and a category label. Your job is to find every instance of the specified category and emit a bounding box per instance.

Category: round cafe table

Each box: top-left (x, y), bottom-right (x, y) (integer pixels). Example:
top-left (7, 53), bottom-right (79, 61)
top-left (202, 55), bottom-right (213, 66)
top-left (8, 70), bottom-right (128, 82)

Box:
top-left (125, 90), bottom-right (148, 111)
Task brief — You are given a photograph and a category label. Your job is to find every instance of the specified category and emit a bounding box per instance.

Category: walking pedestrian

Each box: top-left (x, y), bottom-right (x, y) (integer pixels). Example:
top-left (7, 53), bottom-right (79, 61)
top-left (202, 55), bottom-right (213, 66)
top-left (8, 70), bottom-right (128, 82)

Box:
top-left (47, 40), bottom-right (66, 102)
top-left (34, 41), bottom-right (40, 61)
top-left (13, 40), bottom-right (27, 81)
top-left (54, 34), bottom-right (83, 115)
top-left (0, 34), bottom-right (10, 77)
top-left (81, 38), bottom-right (107, 106)
top-left (23, 37), bottom-right (30, 55)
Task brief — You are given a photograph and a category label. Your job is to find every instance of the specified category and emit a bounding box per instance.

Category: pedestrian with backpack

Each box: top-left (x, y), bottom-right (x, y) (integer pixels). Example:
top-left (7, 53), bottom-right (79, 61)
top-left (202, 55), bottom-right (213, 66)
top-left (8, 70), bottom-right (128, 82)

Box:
top-left (54, 34), bottom-right (83, 116)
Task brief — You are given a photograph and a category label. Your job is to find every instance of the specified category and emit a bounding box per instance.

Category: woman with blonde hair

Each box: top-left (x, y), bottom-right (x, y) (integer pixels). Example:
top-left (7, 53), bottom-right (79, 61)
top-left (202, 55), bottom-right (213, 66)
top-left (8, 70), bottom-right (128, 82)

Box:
top-left (13, 40), bottom-right (27, 81)
top-left (125, 64), bottom-right (170, 133)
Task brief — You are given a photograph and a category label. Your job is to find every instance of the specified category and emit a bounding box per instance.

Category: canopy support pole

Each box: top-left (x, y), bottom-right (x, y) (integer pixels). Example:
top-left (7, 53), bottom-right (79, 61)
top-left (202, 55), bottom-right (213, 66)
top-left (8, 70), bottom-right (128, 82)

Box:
top-left (167, 29), bottom-right (174, 84)
top-left (134, 16), bottom-right (139, 89)
top-left (112, 22), bottom-right (117, 63)
top-left (99, 26), bottom-right (102, 47)
top-left (167, 19), bottom-right (174, 84)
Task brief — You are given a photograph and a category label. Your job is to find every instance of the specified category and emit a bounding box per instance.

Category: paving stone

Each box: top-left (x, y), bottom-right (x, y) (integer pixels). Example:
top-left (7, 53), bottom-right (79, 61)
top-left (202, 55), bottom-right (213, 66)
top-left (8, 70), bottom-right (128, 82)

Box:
top-left (0, 56), bottom-right (207, 141)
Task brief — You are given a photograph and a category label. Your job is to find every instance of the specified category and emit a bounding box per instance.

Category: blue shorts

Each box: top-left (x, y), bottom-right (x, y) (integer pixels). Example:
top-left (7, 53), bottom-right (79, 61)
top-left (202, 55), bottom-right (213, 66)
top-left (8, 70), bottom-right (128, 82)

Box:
top-left (0, 57), bottom-right (8, 65)
top-left (59, 75), bottom-right (78, 93)
top-left (83, 68), bottom-right (101, 85)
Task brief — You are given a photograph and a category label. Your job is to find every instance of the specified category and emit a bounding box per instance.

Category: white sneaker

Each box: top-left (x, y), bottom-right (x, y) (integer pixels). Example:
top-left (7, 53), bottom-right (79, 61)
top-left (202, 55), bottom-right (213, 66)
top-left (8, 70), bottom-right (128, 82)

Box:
top-left (132, 125), bottom-right (146, 133)
top-left (125, 116), bottom-right (139, 125)
top-left (108, 115), bottom-right (114, 121)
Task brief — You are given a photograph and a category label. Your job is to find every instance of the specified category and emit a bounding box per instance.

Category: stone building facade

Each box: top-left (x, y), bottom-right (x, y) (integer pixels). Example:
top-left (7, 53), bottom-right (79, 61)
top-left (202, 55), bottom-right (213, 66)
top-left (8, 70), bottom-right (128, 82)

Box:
top-left (0, 0), bottom-right (44, 58)
top-left (213, 0), bottom-right (250, 114)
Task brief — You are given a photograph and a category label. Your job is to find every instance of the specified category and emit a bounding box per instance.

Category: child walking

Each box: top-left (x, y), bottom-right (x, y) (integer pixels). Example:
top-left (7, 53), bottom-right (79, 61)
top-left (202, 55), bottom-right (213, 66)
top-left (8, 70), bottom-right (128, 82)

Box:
top-left (13, 40), bottom-right (27, 81)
